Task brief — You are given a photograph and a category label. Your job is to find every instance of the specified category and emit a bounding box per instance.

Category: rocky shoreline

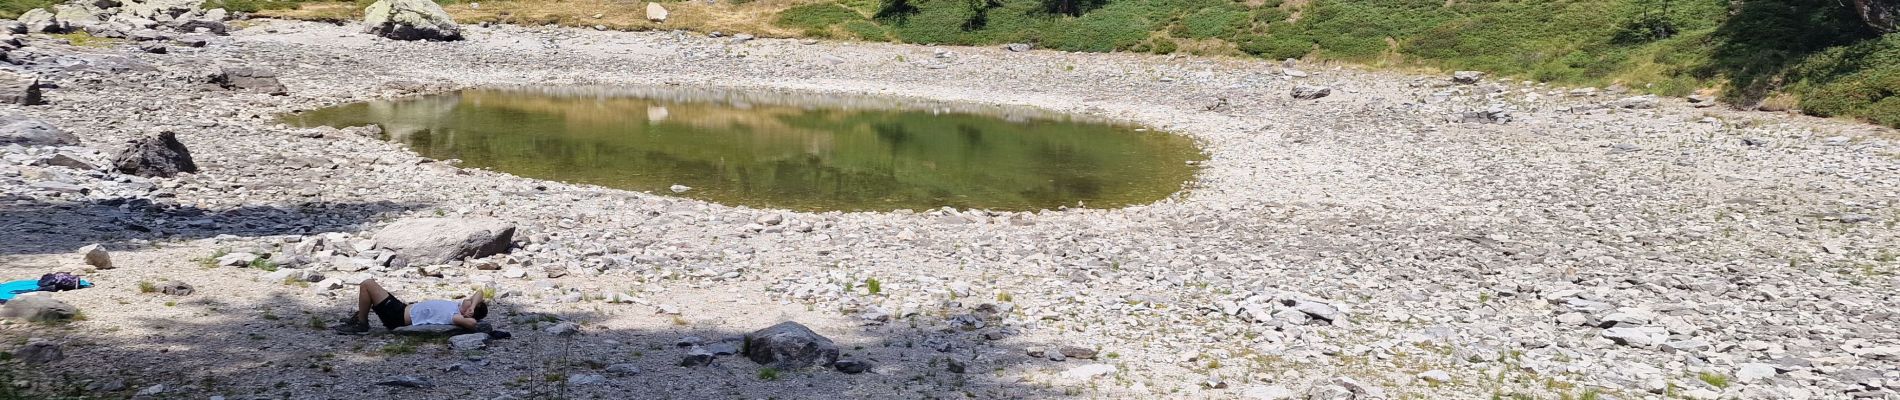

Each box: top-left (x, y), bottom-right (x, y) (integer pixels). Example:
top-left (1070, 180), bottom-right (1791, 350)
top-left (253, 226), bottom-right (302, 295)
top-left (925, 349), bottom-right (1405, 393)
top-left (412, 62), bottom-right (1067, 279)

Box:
top-left (0, 13), bottom-right (1896, 400)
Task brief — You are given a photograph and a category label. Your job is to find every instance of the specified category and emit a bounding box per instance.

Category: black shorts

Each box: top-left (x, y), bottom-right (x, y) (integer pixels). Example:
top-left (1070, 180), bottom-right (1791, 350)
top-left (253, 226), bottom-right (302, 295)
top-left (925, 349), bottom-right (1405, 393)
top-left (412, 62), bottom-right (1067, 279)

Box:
top-left (371, 294), bottom-right (408, 329)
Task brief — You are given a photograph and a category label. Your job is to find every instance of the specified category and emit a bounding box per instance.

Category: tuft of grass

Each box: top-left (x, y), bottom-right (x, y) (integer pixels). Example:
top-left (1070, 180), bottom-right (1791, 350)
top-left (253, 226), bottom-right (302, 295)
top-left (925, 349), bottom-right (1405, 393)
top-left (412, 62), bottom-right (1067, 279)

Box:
top-left (137, 281), bottom-right (157, 293)
top-left (864, 277), bottom-right (881, 295)
top-left (53, 31), bottom-right (114, 48)
top-left (757, 367), bottom-right (781, 381)
top-left (199, 248), bottom-right (231, 269)
top-left (1698, 371), bottom-right (1729, 388)
top-left (249, 257), bottom-right (279, 272)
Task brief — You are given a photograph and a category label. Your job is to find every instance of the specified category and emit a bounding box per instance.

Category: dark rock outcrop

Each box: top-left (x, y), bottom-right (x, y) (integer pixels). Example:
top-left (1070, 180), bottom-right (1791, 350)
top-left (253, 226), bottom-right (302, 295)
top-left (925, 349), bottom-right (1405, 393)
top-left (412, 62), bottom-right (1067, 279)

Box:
top-left (743, 321), bottom-right (839, 369)
top-left (1854, 0), bottom-right (1897, 33)
top-left (111, 131), bottom-right (198, 177)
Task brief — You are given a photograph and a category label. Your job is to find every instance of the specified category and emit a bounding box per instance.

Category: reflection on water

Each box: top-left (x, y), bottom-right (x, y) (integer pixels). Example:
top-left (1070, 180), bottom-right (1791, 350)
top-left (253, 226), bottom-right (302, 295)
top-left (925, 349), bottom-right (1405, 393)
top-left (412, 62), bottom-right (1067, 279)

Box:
top-left (284, 87), bottom-right (1203, 212)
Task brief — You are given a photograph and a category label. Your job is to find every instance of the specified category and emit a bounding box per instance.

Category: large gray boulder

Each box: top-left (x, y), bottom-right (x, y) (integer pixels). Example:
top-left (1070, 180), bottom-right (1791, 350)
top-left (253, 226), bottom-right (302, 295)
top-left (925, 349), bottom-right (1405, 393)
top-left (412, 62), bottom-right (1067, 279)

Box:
top-left (0, 295), bottom-right (77, 322)
top-left (17, 8), bottom-right (65, 33)
top-left (0, 116), bottom-right (76, 146)
top-left (211, 66), bottom-right (287, 95)
top-left (372, 218), bottom-right (516, 265)
top-left (743, 321), bottom-right (839, 369)
top-left (111, 131), bottom-right (197, 177)
top-left (52, 4), bottom-right (106, 30)
top-left (119, 0), bottom-right (202, 20)
top-left (0, 70), bottom-right (46, 105)
top-left (362, 0), bottom-right (462, 41)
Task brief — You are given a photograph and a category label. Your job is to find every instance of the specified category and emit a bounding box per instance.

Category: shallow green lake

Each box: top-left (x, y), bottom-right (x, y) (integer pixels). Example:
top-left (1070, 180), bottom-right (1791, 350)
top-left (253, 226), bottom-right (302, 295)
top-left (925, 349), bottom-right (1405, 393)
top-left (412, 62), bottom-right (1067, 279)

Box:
top-left (285, 88), bottom-right (1202, 212)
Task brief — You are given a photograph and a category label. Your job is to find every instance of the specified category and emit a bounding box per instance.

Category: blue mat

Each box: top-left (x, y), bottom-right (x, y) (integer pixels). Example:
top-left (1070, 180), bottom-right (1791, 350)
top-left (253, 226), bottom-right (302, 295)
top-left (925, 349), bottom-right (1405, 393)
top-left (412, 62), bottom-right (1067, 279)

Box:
top-left (0, 278), bottom-right (93, 303)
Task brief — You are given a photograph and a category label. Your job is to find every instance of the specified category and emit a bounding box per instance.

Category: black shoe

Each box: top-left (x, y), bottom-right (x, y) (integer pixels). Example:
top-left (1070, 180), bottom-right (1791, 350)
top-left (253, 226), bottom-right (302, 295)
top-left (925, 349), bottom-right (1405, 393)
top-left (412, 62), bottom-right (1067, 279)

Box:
top-left (332, 320), bottom-right (370, 335)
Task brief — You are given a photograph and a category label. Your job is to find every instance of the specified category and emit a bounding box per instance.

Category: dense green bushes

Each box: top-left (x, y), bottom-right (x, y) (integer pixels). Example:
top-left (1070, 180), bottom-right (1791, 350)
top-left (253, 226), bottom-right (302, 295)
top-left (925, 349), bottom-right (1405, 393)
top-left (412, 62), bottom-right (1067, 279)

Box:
top-left (768, 0), bottom-right (1897, 127)
top-left (0, 0), bottom-right (57, 19)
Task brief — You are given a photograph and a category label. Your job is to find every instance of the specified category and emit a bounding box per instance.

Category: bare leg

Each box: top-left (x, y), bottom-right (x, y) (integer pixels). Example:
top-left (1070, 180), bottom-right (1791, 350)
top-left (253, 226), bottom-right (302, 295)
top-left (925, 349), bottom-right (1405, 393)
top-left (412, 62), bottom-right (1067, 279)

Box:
top-left (353, 279), bottom-right (392, 325)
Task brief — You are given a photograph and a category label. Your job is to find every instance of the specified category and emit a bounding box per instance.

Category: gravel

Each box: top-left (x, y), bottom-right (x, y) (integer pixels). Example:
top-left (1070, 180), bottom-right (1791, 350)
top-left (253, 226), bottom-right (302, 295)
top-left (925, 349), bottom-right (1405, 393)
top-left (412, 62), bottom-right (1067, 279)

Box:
top-left (0, 17), bottom-right (1894, 400)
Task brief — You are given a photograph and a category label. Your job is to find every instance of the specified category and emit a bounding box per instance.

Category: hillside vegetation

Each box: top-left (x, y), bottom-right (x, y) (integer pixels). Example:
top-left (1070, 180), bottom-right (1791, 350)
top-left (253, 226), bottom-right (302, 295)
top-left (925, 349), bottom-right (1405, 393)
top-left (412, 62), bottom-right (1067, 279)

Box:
top-left (241, 0), bottom-right (1896, 127)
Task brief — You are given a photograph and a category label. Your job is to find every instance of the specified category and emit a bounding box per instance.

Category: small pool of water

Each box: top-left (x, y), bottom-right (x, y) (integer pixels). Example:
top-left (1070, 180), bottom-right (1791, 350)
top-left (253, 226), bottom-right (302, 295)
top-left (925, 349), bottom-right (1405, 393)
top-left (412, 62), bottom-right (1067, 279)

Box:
top-left (284, 87), bottom-right (1202, 212)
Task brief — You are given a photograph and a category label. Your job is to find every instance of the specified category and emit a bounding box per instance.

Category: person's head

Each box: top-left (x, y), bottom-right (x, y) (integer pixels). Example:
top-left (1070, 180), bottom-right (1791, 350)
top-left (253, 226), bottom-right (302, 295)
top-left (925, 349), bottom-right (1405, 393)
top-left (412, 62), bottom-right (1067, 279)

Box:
top-left (461, 297), bottom-right (489, 321)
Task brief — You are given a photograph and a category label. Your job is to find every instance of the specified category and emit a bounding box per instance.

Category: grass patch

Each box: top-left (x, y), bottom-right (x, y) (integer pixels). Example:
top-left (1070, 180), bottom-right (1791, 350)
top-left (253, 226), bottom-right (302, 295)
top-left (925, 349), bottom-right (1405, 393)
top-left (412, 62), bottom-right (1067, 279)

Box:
top-left (137, 280), bottom-right (157, 293)
top-left (52, 32), bottom-right (114, 48)
top-left (864, 277), bottom-right (880, 295)
top-left (1697, 371), bottom-right (1729, 388)
top-left (0, 1), bottom-right (53, 20)
top-left (249, 257), bottom-right (280, 271)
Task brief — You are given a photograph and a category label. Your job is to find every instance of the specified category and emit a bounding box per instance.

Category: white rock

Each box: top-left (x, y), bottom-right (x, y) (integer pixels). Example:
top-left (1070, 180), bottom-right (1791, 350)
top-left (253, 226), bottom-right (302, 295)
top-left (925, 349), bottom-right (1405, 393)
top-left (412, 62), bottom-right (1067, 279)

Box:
top-left (1061, 364), bottom-right (1116, 380)
top-left (1242, 385), bottom-right (1293, 400)
top-left (1736, 363), bottom-right (1777, 383)
top-left (645, 2), bottom-right (667, 22)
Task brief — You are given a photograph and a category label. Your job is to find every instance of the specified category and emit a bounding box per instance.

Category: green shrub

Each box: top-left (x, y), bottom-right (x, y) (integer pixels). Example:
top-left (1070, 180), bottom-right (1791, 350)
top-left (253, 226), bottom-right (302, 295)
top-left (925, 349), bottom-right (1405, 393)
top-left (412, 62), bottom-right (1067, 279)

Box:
top-left (1150, 37), bottom-right (1177, 54)
top-left (778, 2), bottom-right (867, 30)
top-left (844, 20), bottom-right (889, 40)
top-left (1174, 6), bottom-right (1246, 39)
top-left (1236, 33), bottom-right (1310, 60)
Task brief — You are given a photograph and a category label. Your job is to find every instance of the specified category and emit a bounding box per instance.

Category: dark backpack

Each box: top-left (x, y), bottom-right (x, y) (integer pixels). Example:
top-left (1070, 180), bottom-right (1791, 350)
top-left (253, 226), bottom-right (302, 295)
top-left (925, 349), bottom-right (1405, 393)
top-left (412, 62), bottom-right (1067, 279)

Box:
top-left (37, 272), bottom-right (81, 292)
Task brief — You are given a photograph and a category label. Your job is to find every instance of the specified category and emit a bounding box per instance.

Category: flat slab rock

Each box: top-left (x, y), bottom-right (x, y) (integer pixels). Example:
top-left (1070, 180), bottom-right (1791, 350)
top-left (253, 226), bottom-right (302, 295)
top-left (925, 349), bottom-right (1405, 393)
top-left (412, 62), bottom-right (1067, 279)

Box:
top-left (373, 218), bottom-right (516, 265)
top-left (391, 322), bottom-right (490, 336)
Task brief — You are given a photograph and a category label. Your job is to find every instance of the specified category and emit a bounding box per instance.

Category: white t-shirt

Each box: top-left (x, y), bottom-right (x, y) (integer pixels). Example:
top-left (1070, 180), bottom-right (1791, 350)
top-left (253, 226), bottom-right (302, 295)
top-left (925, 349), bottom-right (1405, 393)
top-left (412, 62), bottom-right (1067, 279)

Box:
top-left (408, 300), bottom-right (459, 326)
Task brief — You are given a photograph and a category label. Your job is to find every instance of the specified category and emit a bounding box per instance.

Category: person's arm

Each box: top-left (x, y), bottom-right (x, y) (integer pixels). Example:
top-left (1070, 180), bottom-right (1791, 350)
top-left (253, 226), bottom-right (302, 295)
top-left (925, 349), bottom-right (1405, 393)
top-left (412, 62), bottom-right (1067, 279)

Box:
top-left (461, 289), bottom-right (485, 315)
top-left (451, 314), bottom-right (479, 330)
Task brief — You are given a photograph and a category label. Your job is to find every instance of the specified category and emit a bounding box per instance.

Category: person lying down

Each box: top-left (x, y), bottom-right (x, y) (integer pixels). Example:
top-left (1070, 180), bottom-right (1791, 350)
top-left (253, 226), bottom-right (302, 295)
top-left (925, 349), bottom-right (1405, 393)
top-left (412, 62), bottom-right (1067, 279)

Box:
top-left (333, 278), bottom-right (488, 334)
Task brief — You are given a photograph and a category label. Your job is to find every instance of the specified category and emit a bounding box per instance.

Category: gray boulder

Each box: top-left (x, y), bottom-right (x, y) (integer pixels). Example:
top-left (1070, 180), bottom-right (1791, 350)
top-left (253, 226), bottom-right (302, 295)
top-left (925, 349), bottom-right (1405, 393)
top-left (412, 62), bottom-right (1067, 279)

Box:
top-left (372, 218), bottom-right (516, 265)
top-left (170, 19), bottom-right (227, 34)
top-left (1451, 70), bottom-right (1484, 84)
top-left (1610, 95), bottom-right (1661, 109)
top-left (2, 21), bottom-right (24, 34)
top-left (0, 295), bottom-right (76, 322)
top-left (52, 4), bottom-right (105, 30)
top-left (120, 0), bottom-right (202, 20)
top-left (362, 0), bottom-right (462, 41)
top-left (211, 66), bottom-right (287, 95)
top-left (743, 321), bottom-right (839, 369)
top-left (0, 116), bottom-right (75, 146)
top-left (449, 333), bottom-right (488, 350)
top-left (391, 322), bottom-right (491, 336)
top-left (79, 244), bottom-right (112, 269)
top-left (1290, 84), bottom-right (1331, 100)
top-left (17, 8), bottom-right (64, 33)
top-left (0, 70), bottom-right (46, 105)
top-left (111, 131), bottom-right (198, 177)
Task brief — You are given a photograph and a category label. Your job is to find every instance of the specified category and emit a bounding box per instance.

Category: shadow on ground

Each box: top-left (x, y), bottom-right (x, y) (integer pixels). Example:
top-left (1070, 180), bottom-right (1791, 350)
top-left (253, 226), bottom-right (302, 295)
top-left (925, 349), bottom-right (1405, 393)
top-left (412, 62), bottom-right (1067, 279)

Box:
top-left (0, 288), bottom-right (1082, 399)
top-left (1702, 0), bottom-right (1883, 106)
top-left (0, 198), bottom-right (426, 257)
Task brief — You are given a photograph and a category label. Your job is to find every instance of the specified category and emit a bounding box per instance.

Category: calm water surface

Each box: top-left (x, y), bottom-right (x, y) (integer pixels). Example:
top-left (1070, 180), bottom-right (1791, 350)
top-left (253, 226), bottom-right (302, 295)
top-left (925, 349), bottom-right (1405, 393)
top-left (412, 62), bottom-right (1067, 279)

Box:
top-left (285, 88), bottom-right (1202, 212)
